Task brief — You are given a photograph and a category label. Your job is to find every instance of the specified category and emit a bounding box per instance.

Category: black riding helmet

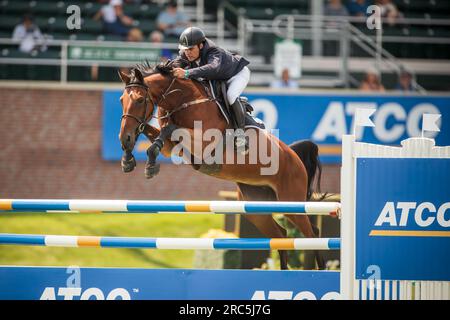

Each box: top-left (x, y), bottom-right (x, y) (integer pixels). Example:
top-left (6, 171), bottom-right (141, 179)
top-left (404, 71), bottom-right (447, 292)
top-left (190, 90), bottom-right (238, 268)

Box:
top-left (178, 27), bottom-right (206, 50)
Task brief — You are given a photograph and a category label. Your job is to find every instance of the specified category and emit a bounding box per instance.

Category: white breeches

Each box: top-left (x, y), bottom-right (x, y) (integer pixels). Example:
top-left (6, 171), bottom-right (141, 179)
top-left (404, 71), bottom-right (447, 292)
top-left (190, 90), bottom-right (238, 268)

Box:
top-left (226, 66), bottom-right (250, 105)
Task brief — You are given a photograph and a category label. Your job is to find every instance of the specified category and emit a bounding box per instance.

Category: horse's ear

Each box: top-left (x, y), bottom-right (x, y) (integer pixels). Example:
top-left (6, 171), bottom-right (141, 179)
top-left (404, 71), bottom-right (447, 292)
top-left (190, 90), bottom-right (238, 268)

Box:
top-left (118, 69), bottom-right (130, 84)
top-left (165, 59), bottom-right (173, 68)
top-left (133, 68), bottom-right (144, 84)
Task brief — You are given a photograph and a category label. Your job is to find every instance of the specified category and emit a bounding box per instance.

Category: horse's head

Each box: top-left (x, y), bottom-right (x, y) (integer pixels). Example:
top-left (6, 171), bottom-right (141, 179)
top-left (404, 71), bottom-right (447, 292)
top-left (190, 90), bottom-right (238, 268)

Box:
top-left (118, 68), bottom-right (155, 151)
top-left (118, 59), bottom-right (197, 152)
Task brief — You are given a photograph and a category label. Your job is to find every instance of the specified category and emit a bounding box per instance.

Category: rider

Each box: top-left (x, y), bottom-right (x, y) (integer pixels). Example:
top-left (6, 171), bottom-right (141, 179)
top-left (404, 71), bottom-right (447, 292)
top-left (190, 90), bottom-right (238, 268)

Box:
top-left (172, 26), bottom-right (250, 151)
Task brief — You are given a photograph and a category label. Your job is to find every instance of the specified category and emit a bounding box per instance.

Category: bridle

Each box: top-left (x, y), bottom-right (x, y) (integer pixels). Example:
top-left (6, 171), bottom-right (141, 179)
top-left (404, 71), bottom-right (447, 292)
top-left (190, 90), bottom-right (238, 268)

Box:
top-left (121, 82), bottom-right (153, 135)
top-left (121, 78), bottom-right (179, 135)
top-left (121, 76), bottom-right (215, 136)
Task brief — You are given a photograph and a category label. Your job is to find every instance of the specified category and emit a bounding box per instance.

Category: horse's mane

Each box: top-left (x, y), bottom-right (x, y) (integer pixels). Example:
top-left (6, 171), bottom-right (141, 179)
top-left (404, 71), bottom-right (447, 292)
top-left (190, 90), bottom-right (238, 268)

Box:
top-left (132, 58), bottom-right (190, 79)
top-left (123, 58), bottom-right (197, 94)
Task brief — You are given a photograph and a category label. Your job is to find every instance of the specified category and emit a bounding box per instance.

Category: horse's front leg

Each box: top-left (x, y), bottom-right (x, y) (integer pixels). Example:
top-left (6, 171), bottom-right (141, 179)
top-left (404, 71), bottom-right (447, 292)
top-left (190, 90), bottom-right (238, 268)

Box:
top-left (145, 123), bottom-right (178, 179)
top-left (121, 125), bottom-right (160, 173)
top-left (121, 150), bottom-right (137, 173)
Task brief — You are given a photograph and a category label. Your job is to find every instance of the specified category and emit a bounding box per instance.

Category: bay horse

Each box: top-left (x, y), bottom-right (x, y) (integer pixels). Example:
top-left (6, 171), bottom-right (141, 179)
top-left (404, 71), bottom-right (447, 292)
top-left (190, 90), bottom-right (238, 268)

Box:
top-left (118, 61), bottom-right (325, 270)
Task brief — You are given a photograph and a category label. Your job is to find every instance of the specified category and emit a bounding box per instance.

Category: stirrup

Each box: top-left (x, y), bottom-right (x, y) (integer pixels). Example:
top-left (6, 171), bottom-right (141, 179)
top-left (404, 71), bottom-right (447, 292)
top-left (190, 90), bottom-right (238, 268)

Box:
top-left (239, 96), bottom-right (248, 103)
top-left (235, 135), bottom-right (247, 148)
top-left (234, 135), bottom-right (249, 155)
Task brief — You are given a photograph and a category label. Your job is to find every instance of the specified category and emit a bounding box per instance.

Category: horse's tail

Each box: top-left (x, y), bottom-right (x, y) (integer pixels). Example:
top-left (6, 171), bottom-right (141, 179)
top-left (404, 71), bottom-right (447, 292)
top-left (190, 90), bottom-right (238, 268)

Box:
top-left (289, 140), bottom-right (326, 201)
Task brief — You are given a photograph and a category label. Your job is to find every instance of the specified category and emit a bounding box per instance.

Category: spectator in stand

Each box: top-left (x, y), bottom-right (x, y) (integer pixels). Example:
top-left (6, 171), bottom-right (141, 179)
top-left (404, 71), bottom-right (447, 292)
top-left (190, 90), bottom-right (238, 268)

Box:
top-left (156, 0), bottom-right (190, 38)
top-left (149, 30), bottom-right (173, 61)
top-left (270, 68), bottom-right (299, 89)
top-left (91, 27), bottom-right (142, 81)
top-left (12, 14), bottom-right (46, 54)
top-left (359, 67), bottom-right (385, 92)
top-left (346, 0), bottom-right (370, 17)
top-left (395, 69), bottom-right (417, 92)
top-left (375, 0), bottom-right (401, 25)
top-left (126, 27), bottom-right (144, 42)
top-left (94, 0), bottom-right (134, 37)
top-left (325, 0), bottom-right (349, 17)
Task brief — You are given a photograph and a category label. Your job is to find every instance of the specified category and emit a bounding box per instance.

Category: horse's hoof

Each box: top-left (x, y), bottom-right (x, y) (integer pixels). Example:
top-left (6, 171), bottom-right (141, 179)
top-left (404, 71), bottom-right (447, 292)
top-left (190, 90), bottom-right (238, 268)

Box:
top-left (145, 163), bottom-right (160, 179)
top-left (121, 156), bottom-right (136, 173)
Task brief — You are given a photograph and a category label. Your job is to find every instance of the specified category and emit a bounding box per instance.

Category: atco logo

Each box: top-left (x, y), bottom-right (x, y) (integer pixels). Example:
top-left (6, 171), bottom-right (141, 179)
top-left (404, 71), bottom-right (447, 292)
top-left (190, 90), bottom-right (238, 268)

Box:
top-left (40, 287), bottom-right (131, 300)
top-left (251, 290), bottom-right (340, 300)
top-left (371, 202), bottom-right (450, 236)
top-left (39, 267), bottom-right (132, 300)
top-left (313, 101), bottom-right (441, 142)
top-left (250, 99), bottom-right (442, 144)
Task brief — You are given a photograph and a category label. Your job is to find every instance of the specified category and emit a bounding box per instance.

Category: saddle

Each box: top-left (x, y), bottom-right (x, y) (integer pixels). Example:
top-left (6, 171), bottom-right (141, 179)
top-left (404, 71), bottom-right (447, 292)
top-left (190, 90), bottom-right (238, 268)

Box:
top-left (199, 79), bottom-right (265, 130)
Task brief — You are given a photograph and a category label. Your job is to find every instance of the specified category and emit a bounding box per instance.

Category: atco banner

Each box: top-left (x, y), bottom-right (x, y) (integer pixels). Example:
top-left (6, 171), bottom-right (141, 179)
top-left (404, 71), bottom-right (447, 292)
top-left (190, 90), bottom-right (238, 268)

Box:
top-left (0, 267), bottom-right (339, 300)
top-left (103, 91), bottom-right (450, 163)
top-left (355, 158), bottom-right (450, 281)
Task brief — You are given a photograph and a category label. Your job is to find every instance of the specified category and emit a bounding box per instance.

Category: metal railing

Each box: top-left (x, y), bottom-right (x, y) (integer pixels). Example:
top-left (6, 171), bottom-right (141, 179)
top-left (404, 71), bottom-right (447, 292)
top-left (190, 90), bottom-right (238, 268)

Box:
top-left (0, 0), bottom-right (207, 84)
top-left (266, 14), bottom-right (438, 91)
top-left (217, 0), bottom-right (242, 46)
top-left (2, 1), bottom-right (449, 89)
top-left (0, 38), bottom-right (179, 83)
top-left (346, 22), bottom-right (426, 92)
top-left (217, 1), bottom-right (450, 90)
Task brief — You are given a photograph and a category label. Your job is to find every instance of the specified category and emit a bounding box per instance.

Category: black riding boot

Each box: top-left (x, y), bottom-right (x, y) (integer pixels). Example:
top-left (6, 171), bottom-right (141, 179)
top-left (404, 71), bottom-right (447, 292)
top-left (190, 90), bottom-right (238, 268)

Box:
top-left (230, 98), bottom-right (249, 153)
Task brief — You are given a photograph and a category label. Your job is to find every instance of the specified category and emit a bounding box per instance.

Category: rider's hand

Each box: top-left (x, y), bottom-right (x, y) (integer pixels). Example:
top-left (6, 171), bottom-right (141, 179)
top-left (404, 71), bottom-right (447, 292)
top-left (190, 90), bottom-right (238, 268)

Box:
top-left (173, 67), bottom-right (186, 79)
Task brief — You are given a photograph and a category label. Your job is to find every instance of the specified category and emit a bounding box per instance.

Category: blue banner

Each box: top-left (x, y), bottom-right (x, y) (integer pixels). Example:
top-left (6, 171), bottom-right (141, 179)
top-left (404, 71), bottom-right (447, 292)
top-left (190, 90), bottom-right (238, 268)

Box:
top-left (355, 158), bottom-right (450, 281)
top-left (103, 91), bottom-right (450, 163)
top-left (0, 267), bottom-right (339, 300)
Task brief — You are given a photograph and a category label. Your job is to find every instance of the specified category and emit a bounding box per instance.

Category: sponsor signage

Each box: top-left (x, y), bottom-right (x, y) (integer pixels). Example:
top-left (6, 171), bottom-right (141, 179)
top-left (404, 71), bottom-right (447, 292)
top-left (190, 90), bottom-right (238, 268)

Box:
top-left (103, 91), bottom-right (450, 163)
top-left (69, 45), bottom-right (161, 62)
top-left (0, 267), bottom-right (340, 300)
top-left (355, 158), bottom-right (450, 281)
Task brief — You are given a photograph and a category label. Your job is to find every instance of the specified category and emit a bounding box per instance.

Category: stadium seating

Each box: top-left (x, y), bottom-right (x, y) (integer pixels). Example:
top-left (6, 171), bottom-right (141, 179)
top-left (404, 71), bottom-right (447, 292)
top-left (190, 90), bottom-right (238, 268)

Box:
top-left (0, 0), bottom-right (448, 87)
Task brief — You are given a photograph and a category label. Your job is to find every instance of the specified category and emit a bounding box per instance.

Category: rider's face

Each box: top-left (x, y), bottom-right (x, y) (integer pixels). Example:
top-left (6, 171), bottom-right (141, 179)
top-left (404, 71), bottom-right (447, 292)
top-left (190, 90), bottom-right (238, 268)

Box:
top-left (184, 44), bottom-right (202, 62)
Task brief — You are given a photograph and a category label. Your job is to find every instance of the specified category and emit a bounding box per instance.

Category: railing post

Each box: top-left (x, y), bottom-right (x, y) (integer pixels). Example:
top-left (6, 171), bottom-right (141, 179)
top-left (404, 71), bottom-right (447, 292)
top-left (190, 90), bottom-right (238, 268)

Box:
top-left (375, 20), bottom-right (383, 83)
top-left (196, 0), bottom-right (204, 27)
top-left (217, 3), bottom-right (225, 46)
top-left (238, 15), bottom-right (246, 56)
top-left (287, 15), bottom-right (294, 40)
top-left (311, 0), bottom-right (324, 56)
top-left (60, 41), bottom-right (68, 83)
top-left (340, 22), bottom-right (350, 88)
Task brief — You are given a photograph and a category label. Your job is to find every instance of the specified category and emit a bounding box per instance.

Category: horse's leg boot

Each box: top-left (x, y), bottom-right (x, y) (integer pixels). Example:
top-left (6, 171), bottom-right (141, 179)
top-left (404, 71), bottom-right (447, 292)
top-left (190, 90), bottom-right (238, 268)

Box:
top-left (144, 124), bottom-right (177, 179)
top-left (121, 151), bottom-right (136, 173)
